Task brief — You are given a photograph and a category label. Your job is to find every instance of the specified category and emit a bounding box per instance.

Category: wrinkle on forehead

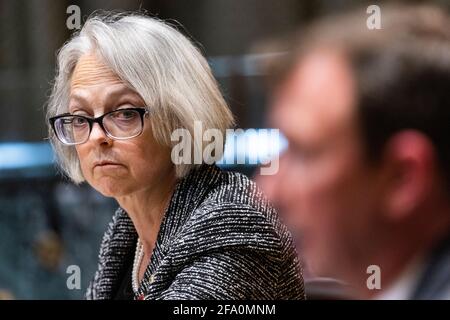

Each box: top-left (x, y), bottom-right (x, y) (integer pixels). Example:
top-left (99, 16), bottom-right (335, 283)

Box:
top-left (70, 53), bottom-right (123, 90)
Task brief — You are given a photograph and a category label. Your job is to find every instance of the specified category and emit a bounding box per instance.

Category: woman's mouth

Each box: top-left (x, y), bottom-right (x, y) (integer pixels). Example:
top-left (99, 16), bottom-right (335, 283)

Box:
top-left (93, 160), bottom-right (124, 168)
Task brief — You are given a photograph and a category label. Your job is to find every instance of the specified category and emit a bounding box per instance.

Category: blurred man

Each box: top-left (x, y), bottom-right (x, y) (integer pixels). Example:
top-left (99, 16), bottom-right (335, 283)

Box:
top-left (264, 5), bottom-right (450, 299)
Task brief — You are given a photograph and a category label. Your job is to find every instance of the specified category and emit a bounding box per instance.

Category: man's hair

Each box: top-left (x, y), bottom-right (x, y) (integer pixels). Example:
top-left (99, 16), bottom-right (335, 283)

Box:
top-left (277, 5), bottom-right (450, 193)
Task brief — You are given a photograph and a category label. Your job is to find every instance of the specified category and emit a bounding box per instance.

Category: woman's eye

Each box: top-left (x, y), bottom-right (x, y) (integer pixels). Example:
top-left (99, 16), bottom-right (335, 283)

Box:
top-left (73, 117), bottom-right (88, 126)
top-left (114, 110), bottom-right (137, 120)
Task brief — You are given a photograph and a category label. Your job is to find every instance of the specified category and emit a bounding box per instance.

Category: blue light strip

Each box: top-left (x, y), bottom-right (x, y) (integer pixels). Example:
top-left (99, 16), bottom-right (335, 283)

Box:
top-left (0, 130), bottom-right (288, 172)
top-left (0, 142), bottom-right (54, 170)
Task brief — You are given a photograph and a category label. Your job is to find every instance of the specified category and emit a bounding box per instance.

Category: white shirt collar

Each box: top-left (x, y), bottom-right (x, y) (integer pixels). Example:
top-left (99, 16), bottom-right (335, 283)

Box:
top-left (374, 255), bottom-right (425, 300)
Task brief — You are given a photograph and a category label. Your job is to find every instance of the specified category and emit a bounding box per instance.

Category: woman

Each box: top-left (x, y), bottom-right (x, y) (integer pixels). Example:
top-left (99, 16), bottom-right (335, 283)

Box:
top-left (46, 12), bottom-right (304, 300)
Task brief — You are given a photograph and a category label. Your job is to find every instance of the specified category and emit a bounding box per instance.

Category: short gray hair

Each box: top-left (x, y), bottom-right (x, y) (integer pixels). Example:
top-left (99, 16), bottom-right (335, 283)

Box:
top-left (46, 12), bottom-right (234, 184)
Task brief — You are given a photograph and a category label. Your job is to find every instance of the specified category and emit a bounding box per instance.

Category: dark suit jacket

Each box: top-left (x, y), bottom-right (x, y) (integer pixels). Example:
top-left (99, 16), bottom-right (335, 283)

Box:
top-left (86, 164), bottom-right (305, 300)
top-left (410, 232), bottom-right (450, 299)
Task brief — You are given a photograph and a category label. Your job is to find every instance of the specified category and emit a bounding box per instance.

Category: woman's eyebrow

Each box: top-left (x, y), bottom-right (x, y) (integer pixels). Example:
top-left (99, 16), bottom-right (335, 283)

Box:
top-left (104, 85), bottom-right (142, 102)
top-left (69, 91), bottom-right (89, 105)
top-left (68, 92), bottom-right (90, 113)
top-left (69, 86), bottom-right (143, 112)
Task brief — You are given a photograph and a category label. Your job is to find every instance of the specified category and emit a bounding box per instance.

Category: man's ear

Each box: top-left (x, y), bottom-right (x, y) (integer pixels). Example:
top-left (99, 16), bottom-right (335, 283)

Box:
top-left (380, 130), bottom-right (436, 221)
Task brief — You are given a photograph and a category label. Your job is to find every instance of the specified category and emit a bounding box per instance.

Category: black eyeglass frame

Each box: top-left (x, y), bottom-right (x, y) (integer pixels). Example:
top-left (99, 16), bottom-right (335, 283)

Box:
top-left (49, 107), bottom-right (150, 145)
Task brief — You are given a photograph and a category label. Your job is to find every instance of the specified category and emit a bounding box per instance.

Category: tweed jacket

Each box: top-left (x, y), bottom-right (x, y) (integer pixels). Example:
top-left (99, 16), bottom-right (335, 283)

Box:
top-left (85, 164), bottom-right (305, 300)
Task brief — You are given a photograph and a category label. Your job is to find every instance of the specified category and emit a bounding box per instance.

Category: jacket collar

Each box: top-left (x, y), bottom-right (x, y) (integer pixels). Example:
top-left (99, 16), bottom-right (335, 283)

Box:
top-left (90, 164), bottom-right (222, 299)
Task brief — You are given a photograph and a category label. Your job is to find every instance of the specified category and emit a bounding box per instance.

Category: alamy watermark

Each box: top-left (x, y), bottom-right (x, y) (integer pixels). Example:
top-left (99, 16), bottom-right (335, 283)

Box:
top-left (66, 5), bottom-right (81, 30)
top-left (366, 265), bottom-right (381, 290)
top-left (366, 5), bottom-right (382, 30)
top-left (66, 265), bottom-right (81, 290)
top-left (171, 121), bottom-right (283, 175)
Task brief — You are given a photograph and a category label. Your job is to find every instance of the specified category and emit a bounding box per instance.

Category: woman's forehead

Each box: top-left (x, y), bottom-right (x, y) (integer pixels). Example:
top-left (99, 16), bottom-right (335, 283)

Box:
top-left (70, 53), bottom-right (123, 90)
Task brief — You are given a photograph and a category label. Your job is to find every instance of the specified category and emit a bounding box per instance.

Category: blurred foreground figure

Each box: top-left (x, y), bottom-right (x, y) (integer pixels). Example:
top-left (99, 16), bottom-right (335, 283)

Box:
top-left (265, 5), bottom-right (450, 299)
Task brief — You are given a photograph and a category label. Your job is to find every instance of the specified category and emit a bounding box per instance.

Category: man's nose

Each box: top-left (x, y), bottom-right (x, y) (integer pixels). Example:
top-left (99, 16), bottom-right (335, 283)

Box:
top-left (272, 155), bottom-right (295, 204)
top-left (262, 159), bottom-right (287, 204)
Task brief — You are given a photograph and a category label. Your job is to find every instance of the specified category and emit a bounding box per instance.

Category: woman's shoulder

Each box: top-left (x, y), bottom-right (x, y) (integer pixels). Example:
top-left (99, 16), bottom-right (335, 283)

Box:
top-left (172, 165), bottom-right (295, 259)
top-left (185, 164), bottom-right (276, 214)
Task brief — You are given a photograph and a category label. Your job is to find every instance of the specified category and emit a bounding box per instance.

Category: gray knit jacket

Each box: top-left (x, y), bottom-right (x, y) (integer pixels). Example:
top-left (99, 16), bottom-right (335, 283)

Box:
top-left (86, 164), bottom-right (305, 300)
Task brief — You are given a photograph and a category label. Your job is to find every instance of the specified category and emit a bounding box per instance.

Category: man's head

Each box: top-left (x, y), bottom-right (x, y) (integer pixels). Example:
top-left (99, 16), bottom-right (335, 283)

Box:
top-left (268, 5), bottom-right (450, 294)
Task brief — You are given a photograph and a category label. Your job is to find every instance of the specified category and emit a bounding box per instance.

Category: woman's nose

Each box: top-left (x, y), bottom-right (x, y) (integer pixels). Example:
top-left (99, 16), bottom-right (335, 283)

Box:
top-left (89, 122), bottom-right (112, 145)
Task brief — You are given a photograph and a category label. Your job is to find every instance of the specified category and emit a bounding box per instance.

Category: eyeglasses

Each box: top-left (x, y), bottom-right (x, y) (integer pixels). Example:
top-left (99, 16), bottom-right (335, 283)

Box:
top-left (49, 107), bottom-right (150, 145)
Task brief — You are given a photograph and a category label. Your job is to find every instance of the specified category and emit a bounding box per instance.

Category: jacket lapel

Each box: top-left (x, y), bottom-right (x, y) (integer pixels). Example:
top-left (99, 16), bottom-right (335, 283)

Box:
top-left (90, 165), bottom-right (222, 299)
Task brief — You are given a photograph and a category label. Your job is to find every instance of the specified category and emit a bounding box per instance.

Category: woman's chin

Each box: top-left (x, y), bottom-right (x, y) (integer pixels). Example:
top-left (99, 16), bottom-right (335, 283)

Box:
top-left (97, 188), bottom-right (120, 198)
top-left (91, 177), bottom-right (128, 198)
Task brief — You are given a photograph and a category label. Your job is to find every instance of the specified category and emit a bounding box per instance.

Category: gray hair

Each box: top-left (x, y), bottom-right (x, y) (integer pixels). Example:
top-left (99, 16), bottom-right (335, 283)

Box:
top-left (46, 12), bottom-right (234, 184)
